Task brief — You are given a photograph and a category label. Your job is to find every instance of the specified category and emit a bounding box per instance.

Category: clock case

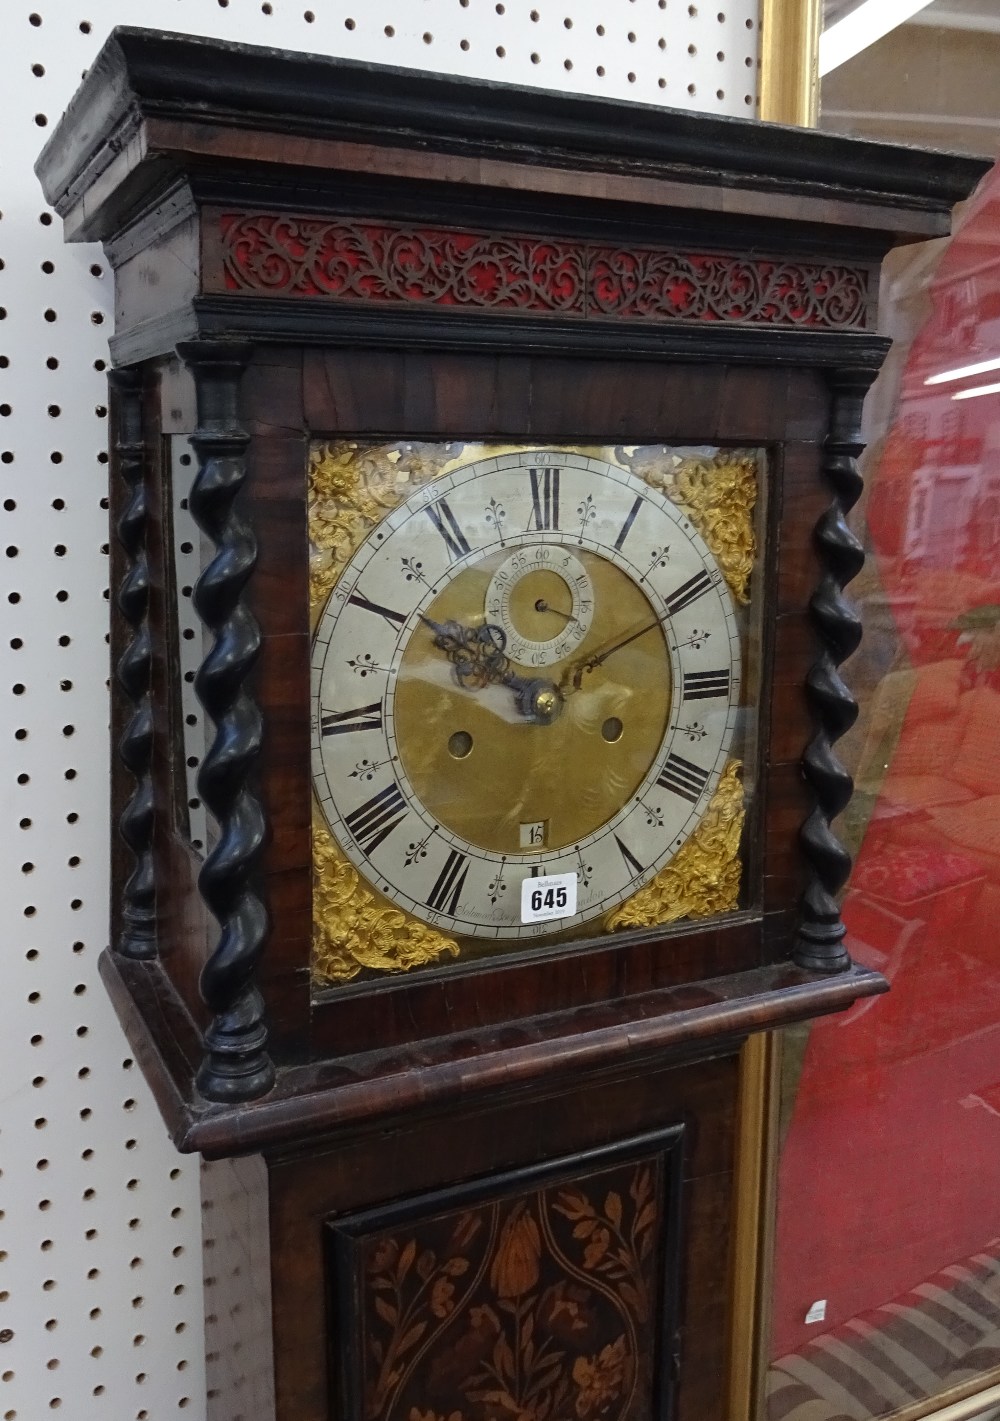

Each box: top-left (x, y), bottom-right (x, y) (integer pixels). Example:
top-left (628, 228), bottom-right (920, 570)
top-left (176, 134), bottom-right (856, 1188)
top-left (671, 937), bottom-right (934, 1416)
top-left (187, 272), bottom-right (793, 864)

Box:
top-left (36, 31), bottom-right (988, 1421)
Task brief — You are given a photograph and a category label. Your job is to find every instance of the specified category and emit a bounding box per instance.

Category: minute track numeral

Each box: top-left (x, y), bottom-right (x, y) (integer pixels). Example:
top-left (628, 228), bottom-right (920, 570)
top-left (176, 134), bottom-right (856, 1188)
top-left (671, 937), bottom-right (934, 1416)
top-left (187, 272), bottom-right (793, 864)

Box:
top-left (528, 466), bottom-right (560, 531)
top-left (664, 569), bottom-right (716, 616)
top-left (427, 848), bottom-right (470, 914)
top-left (344, 783), bottom-right (408, 855)
top-left (425, 498), bottom-right (472, 561)
top-left (656, 753), bottom-right (710, 804)
top-left (347, 591), bottom-right (406, 631)
top-left (682, 669), bottom-right (731, 700)
top-left (321, 701), bottom-right (382, 735)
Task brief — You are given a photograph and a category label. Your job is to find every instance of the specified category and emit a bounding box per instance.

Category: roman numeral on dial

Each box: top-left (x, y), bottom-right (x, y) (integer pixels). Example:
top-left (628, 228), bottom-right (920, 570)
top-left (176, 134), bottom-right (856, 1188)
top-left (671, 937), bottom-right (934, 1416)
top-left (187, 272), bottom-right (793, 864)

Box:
top-left (321, 701), bottom-right (383, 735)
top-left (347, 591), bottom-right (406, 631)
top-left (656, 753), bottom-right (710, 804)
top-left (614, 834), bottom-right (644, 878)
top-left (664, 569), bottom-right (716, 616)
top-left (614, 495), bottom-right (643, 551)
top-left (425, 498), bottom-right (471, 561)
top-left (344, 783), bottom-right (408, 855)
top-left (682, 669), bottom-right (731, 700)
top-left (427, 849), bottom-right (470, 914)
top-left (528, 467), bottom-right (560, 530)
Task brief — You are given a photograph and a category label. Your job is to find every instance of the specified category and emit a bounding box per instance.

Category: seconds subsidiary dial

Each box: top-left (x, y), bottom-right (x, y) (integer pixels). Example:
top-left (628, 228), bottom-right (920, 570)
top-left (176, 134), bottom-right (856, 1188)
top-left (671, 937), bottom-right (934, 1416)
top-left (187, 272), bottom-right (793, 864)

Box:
top-left (311, 449), bottom-right (741, 941)
top-left (485, 544), bottom-right (594, 668)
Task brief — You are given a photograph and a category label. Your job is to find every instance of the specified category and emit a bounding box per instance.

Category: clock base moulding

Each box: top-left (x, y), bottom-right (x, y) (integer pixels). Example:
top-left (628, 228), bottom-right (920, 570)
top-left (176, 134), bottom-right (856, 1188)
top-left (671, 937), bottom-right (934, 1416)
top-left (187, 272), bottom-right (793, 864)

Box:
top-left (37, 27), bottom-right (989, 1421)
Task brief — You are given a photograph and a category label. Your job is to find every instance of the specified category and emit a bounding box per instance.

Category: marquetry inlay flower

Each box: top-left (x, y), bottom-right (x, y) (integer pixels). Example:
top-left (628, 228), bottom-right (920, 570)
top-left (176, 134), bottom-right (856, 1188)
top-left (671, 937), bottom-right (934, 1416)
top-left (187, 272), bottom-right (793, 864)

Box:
top-left (490, 1205), bottom-right (542, 1299)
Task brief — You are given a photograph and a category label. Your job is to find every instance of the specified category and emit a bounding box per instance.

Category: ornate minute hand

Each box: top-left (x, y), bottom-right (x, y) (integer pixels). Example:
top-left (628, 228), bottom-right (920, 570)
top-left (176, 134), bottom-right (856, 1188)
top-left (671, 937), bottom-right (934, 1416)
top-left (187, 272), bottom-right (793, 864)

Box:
top-left (562, 618), bottom-right (662, 693)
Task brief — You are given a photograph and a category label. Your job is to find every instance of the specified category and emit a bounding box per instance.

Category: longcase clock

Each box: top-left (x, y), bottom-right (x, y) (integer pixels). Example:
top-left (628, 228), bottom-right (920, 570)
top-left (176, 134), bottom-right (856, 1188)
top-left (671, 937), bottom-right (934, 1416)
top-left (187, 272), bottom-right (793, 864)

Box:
top-left (36, 29), bottom-right (989, 1421)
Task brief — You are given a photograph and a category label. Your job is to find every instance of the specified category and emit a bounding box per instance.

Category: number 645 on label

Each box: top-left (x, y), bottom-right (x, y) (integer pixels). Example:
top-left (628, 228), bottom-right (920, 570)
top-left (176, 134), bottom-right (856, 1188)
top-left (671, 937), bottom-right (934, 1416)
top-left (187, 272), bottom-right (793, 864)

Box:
top-left (520, 872), bottom-right (578, 925)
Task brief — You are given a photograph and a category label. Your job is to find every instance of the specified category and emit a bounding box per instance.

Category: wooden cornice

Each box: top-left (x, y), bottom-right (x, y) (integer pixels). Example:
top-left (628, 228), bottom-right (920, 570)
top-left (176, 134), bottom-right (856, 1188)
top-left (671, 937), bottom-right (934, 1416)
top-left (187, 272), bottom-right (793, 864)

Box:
top-left (36, 27), bottom-right (991, 246)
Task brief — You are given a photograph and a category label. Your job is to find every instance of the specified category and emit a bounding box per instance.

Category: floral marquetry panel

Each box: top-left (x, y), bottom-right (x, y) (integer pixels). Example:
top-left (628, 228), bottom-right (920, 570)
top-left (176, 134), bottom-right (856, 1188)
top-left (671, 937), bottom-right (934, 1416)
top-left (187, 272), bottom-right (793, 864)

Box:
top-left (309, 441), bottom-right (764, 987)
top-left (325, 1131), bottom-right (683, 1421)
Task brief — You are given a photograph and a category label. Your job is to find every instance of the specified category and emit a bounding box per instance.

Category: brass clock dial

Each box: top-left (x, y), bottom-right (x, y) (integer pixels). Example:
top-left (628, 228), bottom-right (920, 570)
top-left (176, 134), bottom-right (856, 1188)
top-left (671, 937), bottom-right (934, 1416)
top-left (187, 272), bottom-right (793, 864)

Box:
top-left (311, 449), bottom-right (741, 942)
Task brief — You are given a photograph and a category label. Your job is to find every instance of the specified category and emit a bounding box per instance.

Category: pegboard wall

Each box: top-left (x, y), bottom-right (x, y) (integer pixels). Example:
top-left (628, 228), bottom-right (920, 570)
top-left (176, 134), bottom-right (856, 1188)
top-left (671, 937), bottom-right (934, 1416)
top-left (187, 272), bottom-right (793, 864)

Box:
top-left (0, 3), bottom-right (763, 1419)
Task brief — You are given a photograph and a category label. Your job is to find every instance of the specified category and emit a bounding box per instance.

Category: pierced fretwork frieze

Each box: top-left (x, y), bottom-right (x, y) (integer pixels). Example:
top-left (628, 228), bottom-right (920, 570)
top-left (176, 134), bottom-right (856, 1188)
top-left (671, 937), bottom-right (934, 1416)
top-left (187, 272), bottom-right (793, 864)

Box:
top-left (215, 211), bottom-right (873, 332)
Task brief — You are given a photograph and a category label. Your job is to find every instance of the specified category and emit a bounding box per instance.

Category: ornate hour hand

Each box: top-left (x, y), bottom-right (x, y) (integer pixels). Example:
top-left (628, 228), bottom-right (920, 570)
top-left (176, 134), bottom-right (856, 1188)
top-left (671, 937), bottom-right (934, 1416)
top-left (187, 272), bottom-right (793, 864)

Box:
top-left (419, 615), bottom-right (562, 724)
top-left (419, 614), bottom-right (510, 691)
top-left (561, 618), bottom-right (662, 693)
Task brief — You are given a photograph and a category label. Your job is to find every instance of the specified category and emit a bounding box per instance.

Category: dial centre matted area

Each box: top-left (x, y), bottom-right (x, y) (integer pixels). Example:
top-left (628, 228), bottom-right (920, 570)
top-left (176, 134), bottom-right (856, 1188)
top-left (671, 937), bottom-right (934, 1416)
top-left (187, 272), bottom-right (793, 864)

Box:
top-left (394, 550), bottom-right (671, 855)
